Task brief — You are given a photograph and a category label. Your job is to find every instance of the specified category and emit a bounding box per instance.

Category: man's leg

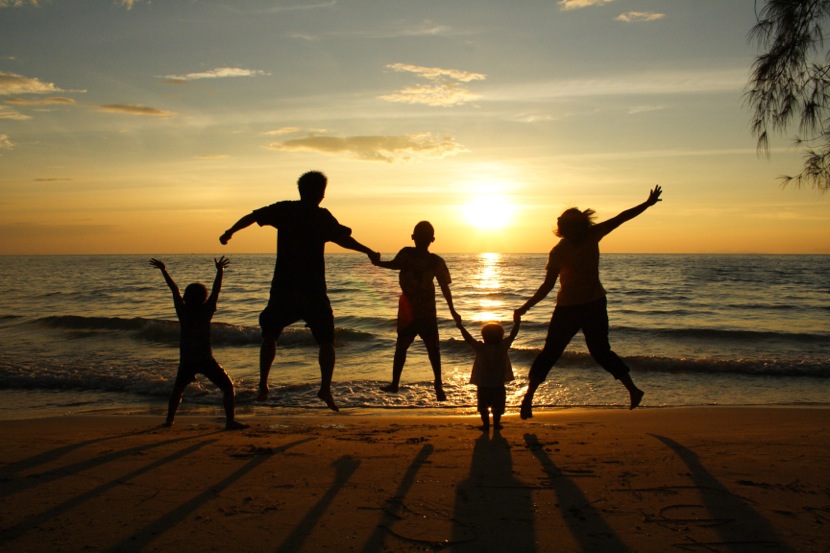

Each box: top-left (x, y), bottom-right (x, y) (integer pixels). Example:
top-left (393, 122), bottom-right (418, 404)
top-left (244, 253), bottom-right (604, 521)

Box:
top-left (317, 342), bottom-right (338, 412)
top-left (257, 336), bottom-right (276, 402)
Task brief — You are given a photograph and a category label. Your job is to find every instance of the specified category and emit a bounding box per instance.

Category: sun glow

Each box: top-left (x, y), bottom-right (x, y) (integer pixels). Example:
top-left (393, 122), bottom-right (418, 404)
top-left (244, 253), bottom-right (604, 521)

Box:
top-left (462, 195), bottom-right (515, 230)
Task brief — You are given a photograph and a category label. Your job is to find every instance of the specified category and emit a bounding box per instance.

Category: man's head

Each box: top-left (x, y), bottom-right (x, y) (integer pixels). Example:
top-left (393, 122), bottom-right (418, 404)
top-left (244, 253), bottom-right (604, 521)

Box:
top-left (411, 221), bottom-right (435, 248)
top-left (481, 322), bottom-right (505, 344)
top-left (555, 207), bottom-right (596, 241)
top-left (298, 171), bottom-right (327, 204)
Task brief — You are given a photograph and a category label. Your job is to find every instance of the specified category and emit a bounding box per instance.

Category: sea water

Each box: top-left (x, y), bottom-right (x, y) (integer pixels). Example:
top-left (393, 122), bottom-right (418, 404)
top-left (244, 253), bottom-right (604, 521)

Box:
top-left (0, 254), bottom-right (827, 419)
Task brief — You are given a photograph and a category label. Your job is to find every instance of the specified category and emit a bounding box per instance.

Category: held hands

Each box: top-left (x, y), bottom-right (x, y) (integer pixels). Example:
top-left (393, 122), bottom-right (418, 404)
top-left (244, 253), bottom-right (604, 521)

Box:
top-left (215, 255), bottom-right (230, 271)
top-left (149, 258), bottom-right (165, 270)
top-left (513, 310), bottom-right (522, 323)
top-left (646, 184), bottom-right (662, 206)
top-left (368, 251), bottom-right (381, 265)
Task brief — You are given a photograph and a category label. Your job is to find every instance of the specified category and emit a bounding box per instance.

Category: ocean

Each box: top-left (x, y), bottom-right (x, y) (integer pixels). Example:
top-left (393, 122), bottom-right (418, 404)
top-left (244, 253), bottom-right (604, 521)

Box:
top-left (0, 253), bottom-right (827, 420)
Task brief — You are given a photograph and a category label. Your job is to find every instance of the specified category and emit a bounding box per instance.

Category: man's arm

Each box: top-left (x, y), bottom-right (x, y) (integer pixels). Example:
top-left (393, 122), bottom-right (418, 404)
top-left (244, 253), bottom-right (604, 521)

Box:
top-left (516, 266), bottom-right (559, 316)
top-left (332, 235), bottom-right (380, 263)
top-left (219, 213), bottom-right (258, 245)
top-left (599, 185), bottom-right (662, 235)
top-left (208, 256), bottom-right (230, 303)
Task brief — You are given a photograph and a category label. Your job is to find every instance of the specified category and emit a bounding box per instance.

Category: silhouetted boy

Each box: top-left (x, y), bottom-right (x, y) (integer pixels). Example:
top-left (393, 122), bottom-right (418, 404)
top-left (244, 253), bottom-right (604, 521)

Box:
top-left (373, 221), bottom-right (458, 401)
top-left (150, 257), bottom-right (247, 430)
top-left (455, 312), bottom-right (521, 430)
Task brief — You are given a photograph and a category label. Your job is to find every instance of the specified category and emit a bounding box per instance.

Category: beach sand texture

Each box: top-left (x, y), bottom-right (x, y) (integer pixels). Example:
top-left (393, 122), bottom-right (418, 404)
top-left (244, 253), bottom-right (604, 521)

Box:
top-left (1, 408), bottom-right (827, 552)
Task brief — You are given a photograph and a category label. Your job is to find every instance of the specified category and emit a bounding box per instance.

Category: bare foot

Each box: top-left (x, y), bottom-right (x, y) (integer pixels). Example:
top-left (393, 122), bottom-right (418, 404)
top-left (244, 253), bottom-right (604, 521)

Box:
top-left (162, 419), bottom-right (174, 428)
top-left (317, 390), bottom-right (339, 412)
top-left (434, 385), bottom-right (447, 402)
top-left (520, 397), bottom-right (533, 420)
top-left (379, 384), bottom-right (399, 393)
top-left (629, 388), bottom-right (644, 410)
top-left (256, 384), bottom-right (269, 402)
top-left (225, 420), bottom-right (249, 431)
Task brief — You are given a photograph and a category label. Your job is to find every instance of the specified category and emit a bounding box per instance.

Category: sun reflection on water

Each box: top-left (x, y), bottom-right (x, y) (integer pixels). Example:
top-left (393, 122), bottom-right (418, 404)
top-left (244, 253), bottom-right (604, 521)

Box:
top-left (471, 252), bottom-right (503, 322)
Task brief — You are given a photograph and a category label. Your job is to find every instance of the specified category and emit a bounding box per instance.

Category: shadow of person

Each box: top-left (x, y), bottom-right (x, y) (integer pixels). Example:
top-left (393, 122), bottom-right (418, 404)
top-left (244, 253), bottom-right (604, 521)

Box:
top-left (275, 455), bottom-right (361, 553)
top-left (524, 433), bottom-right (630, 552)
top-left (450, 429), bottom-right (535, 551)
top-left (651, 434), bottom-right (795, 552)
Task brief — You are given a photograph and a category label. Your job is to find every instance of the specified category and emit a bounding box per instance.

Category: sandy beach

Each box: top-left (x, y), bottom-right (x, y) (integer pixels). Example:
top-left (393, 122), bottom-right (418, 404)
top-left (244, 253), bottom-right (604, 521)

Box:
top-left (0, 407), bottom-right (827, 552)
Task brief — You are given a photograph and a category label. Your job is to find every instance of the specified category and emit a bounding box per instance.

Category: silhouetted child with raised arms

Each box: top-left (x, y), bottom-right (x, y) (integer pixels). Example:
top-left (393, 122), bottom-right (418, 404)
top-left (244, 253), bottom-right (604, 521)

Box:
top-left (150, 257), bottom-right (247, 430)
top-left (373, 221), bottom-right (459, 401)
top-left (455, 312), bottom-right (521, 431)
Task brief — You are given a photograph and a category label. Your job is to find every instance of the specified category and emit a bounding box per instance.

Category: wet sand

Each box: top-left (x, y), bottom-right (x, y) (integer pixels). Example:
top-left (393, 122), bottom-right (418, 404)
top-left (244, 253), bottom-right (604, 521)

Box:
top-left (0, 407), bottom-right (827, 552)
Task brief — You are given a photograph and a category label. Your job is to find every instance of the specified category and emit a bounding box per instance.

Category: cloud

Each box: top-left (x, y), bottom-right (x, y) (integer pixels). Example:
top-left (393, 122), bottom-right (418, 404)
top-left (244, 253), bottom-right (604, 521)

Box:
top-left (616, 11), bottom-right (665, 23)
top-left (0, 133), bottom-right (13, 150)
top-left (0, 106), bottom-right (30, 120)
top-left (486, 68), bottom-right (748, 100)
top-left (0, 72), bottom-right (64, 95)
top-left (267, 132), bottom-right (467, 162)
top-left (0, 1), bottom-right (41, 7)
top-left (380, 63), bottom-right (486, 107)
top-left (33, 177), bottom-right (73, 182)
top-left (98, 104), bottom-right (175, 117)
top-left (6, 97), bottom-right (77, 106)
top-left (559, 0), bottom-right (615, 10)
top-left (159, 67), bottom-right (269, 82)
top-left (628, 104), bottom-right (665, 114)
top-left (194, 154), bottom-right (229, 160)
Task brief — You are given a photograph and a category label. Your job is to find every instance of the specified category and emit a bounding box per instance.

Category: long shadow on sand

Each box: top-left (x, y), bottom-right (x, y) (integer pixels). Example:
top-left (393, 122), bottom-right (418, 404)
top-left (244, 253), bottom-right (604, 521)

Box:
top-left (525, 433), bottom-right (630, 552)
top-left (451, 429), bottom-right (536, 551)
top-left (106, 437), bottom-right (313, 553)
top-left (0, 429), bottom-right (223, 498)
top-left (651, 434), bottom-right (794, 553)
top-left (360, 443), bottom-right (434, 553)
top-left (274, 455), bottom-right (361, 553)
top-left (0, 438), bottom-right (217, 546)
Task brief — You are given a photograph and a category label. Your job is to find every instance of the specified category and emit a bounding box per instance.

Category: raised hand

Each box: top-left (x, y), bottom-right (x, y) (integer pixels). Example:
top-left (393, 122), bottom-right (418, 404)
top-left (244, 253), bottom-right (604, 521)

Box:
top-left (646, 184), bottom-right (662, 206)
top-left (215, 255), bottom-right (230, 270)
top-left (149, 258), bottom-right (165, 270)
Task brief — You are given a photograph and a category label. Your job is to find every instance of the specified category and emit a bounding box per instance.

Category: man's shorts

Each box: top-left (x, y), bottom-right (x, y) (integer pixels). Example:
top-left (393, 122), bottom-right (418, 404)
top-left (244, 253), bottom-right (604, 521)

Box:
top-left (175, 357), bottom-right (233, 392)
top-left (396, 316), bottom-right (439, 345)
top-left (260, 288), bottom-right (335, 345)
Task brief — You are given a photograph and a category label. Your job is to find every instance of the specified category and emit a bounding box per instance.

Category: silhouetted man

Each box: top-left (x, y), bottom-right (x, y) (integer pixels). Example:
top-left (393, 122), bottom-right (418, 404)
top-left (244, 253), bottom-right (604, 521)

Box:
top-left (220, 171), bottom-right (379, 411)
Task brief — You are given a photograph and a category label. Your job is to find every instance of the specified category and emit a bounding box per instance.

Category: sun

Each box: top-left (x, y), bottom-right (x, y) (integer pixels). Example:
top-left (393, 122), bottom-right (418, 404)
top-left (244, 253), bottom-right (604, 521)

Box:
top-left (462, 196), bottom-right (515, 230)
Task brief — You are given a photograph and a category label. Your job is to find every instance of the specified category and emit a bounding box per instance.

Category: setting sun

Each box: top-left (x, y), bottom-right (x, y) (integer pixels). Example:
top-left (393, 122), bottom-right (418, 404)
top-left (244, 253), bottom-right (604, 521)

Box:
top-left (462, 196), bottom-right (516, 230)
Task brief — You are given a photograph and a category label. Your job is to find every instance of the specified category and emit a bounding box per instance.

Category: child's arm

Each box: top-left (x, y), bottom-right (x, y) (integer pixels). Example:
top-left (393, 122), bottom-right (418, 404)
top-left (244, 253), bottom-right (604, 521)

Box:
top-left (149, 258), bottom-right (182, 306)
top-left (438, 279), bottom-right (459, 321)
top-left (208, 256), bottom-right (230, 304)
top-left (454, 316), bottom-right (477, 346)
top-left (505, 311), bottom-right (522, 346)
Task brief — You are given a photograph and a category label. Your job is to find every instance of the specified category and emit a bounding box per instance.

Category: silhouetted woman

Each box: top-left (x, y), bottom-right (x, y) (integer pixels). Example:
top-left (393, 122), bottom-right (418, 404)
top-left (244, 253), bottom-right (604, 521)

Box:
top-left (516, 185), bottom-right (662, 418)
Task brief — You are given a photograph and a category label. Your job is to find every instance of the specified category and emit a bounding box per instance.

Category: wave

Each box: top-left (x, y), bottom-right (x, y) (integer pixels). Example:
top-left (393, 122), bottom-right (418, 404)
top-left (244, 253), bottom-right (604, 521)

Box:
top-left (27, 315), bottom-right (375, 347)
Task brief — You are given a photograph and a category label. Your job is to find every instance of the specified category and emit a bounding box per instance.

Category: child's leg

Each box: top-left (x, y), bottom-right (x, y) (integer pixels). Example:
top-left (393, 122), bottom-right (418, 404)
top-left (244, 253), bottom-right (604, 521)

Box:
top-left (479, 410), bottom-right (490, 430)
top-left (422, 330), bottom-right (446, 401)
top-left (382, 331), bottom-right (416, 392)
top-left (205, 361), bottom-right (248, 429)
top-left (165, 381), bottom-right (187, 426)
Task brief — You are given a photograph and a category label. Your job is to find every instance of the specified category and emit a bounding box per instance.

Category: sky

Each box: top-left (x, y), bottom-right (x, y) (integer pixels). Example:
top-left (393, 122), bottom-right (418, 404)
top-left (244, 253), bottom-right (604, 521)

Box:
top-left (1, 0), bottom-right (828, 255)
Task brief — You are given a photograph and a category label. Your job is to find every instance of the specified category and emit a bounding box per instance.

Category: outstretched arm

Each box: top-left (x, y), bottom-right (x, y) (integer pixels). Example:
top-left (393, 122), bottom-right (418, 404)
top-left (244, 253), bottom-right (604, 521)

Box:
top-left (438, 280), bottom-right (459, 321)
top-left (454, 317), bottom-right (477, 347)
top-left (332, 235), bottom-right (380, 263)
top-left (601, 185), bottom-right (662, 234)
top-left (516, 266), bottom-right (559, 316)
top-left (219, 213), bottom-right (257, 245)
top-left (506, 311), bottom-right (522, 345)
top-left (208, 256), bottom-right (230, 303)
top-left (149, 258), bottom-right (182, 305)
